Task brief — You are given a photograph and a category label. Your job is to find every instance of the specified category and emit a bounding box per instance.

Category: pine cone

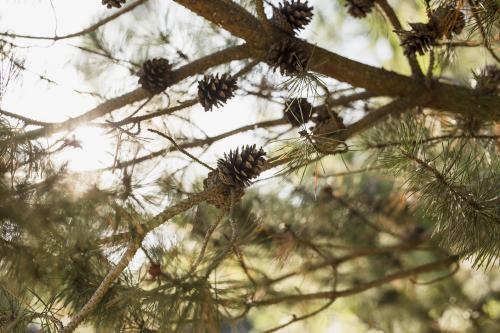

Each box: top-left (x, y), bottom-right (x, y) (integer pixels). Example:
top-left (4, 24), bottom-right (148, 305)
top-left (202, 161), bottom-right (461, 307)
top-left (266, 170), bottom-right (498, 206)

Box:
top-left (475, 65), bottom-right (500, 95)
top-left (311, 105), bottom-right (344, 129)
top-left (430, 5), bottom-right (466, 39)
top-left (203, 170), bottom-right (245, 209)
top-left (216, 145), bottom-right (266, 187)
top-left (276, 0), bottom-right (314, 32)
top-left (284, 98), bottom-right (312, 126)
top-left (102, 0), bottom-right (126, 9)
top-left (148, 263), bottom-right (162, 279)
top-left (138, 58), bottom-right (173, 94)
top-left (271, 8), bottom-right (294, 34)
top-left (197, 74), bottom-right (237, 111)
top-left (345, 0), bottom-right (375, 19)
top-left (396, 23), bottom-right (437, 56)
top-left (268, 39), bottom-right (310, 75)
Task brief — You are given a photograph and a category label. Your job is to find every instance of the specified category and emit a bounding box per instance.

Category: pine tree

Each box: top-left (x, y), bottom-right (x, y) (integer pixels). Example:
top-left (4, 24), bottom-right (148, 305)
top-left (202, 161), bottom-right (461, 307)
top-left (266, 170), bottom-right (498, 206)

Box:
top-left (0, 1), bottom-right (499, 332)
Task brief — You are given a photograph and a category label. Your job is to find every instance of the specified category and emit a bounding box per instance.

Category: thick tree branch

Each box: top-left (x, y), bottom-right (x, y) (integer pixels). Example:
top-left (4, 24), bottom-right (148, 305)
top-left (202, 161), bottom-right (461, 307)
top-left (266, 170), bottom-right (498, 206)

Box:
top-left (267, 96), bottom-right (425, 170)
top-left (173, 0), bottom-right (500, 119)
top-left (173, 0), bottom-right (266, 46)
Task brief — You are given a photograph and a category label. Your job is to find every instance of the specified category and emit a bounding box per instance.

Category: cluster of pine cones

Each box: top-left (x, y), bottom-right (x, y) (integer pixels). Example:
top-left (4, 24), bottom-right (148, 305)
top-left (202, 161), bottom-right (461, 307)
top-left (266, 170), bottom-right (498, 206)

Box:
top-left (396, 5), bottom-right (466, 56)
top-left (266, 1), bottom-right (314, 75)
top-left (138, 58), bottom-right (239, 112)
top-left (101, 0), bottom-right (126, 9)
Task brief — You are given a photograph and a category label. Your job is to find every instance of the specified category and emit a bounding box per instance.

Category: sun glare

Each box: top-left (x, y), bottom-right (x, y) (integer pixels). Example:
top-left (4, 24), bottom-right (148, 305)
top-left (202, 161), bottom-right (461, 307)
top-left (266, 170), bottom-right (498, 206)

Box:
top-left (55, 126), bottom-right (114, 172)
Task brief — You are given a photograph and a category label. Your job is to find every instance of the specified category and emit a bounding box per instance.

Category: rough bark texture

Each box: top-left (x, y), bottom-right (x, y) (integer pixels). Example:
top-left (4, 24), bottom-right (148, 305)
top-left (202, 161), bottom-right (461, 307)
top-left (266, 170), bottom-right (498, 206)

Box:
top-left (174, 0), bottom-right (499, 120)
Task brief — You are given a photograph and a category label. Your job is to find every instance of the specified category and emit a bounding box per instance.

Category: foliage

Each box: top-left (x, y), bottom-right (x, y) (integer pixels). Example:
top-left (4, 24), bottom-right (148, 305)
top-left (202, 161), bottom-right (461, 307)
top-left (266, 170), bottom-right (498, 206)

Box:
top-left (0, 0), bottom-right (499, 332)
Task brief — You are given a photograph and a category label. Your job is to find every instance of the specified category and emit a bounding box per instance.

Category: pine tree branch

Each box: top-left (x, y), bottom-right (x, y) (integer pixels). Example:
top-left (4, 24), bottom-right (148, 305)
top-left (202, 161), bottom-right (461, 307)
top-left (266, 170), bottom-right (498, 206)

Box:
top-left (61, 238), bottom-right (143, 333)
top-left (259, 238), bottom-right (428, 288)
top-left (99, 190), bottom-right (212, 245)
top-left (400, 150), bottom-right (488, 213)
top-left (251, 256), bottom-right (458, 306)
top-left (0, 108), bottom-right (54, 126)
top-left (8, 44), bottom-right (252, 143)
top-left (374, 0), bottom-right (424, 78)
top-left (184, 212), bottom-right (225, 278)
top-left (0, 0), bottom-right (149, 41)
top-left (148, 129), bottom-right (215, 171)
top-left (103, 98), bottom-right (199, 127)
top-left (63, 189), bottom-right (212, 332)
top-left (173, 0), bottom-right (500, 119)
top-left (96, 91), bottom-right (376, 172)
top-left (173, 0), bottom-right (266, 46)
top-left (93, 118), bottom-right (287, 172)
top-left (366, 134), bottom-right (500, 149)
top-left (262, 300), bottom-right (335, 333)
top-left (267, 96), bottom-right (426, 170)
top-left (255, 0), bottom-right (272, 31)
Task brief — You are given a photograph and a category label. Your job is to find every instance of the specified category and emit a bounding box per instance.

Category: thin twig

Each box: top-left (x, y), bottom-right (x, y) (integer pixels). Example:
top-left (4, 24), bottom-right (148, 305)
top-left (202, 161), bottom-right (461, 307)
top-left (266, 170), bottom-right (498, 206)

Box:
top-left (251, 256), bottom-right (458, 306)
top-left (148, 129), bottom-right (215, 171)
top-left (0, 0), bottom-right (149, 41)
top-left (375, 0), bottom-right (424, 77)
top-left (263, 300), bottom-right (334, 333)
top-left (468, 0), bottom-right (500, 63)
top-left (185, 212), bottom-right (225, 277)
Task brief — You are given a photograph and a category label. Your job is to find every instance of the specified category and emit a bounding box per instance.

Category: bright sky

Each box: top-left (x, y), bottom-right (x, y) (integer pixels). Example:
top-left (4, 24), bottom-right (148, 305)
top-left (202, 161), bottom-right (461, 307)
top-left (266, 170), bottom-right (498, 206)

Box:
top-left (0, 0), bottom-right (394, 173)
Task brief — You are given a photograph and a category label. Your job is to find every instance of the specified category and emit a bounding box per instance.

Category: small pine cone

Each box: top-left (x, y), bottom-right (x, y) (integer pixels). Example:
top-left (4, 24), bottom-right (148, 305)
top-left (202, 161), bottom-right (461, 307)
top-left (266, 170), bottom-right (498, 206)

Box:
top-left (268, 39), bottom-right (310, 75)
top-left (284, 98), bottom-right (312, 126)
top-left (396, 23), bottom-right (437, 56)
top-left (203, 170), bottom-right (245, 209)
top-left (345, 0), bottom-right (375, 19)
top-left (102, 0), bottom-right (126, 9)
top-left (312, 105), bottom-right (331, 126)
top-left (277, 0), bottom-right (314, 32)
top-left (311, 105), bottom-right (344, 129)
top-left (271, 7), bottom-right (294, 34)
top-left (217, 145), bottom-right (267, 188)
top-left (430, 5), bottom-right (466, 39)
top-left (197, 74), bottom-right (237, 111)
top-left (137, 58), bottom-right (173, 94)
top-left (148, 263), bottom-right (162, 279)
top-left (475, 65), bottom-right (500, 95)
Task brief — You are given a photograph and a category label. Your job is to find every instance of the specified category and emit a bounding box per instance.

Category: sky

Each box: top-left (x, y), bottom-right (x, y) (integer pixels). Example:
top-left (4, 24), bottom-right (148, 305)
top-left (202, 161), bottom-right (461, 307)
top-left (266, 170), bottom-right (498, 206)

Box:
top-left (0, 0), bottom-right (395, 173)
